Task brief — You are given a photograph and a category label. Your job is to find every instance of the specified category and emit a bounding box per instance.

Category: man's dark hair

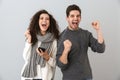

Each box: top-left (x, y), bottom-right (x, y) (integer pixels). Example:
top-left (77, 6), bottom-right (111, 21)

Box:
top-left (66, 4), bottom-right (81, 17)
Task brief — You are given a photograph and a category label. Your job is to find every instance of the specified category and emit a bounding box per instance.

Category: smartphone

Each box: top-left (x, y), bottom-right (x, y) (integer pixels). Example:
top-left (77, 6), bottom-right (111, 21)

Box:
top-left (38, 47), bottom-right (46, 52)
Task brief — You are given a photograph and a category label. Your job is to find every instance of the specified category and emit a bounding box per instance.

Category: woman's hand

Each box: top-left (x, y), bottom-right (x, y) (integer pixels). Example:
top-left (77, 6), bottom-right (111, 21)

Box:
top-left (36, 48), bottom-right (50, 61)
top-left (24, 29), bottom-right (31, 43)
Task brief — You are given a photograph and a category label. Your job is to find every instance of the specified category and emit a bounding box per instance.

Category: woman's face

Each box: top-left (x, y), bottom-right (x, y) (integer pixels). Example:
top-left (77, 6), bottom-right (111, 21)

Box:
top-left (39, 13), bottom-right (50, 35)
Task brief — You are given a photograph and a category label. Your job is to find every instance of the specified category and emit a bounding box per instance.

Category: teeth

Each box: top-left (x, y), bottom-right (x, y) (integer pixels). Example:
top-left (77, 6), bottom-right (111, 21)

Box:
top-left (42, 24), bottom-right (46, 26)
top-left (72, 22), bottom-right (77, 25)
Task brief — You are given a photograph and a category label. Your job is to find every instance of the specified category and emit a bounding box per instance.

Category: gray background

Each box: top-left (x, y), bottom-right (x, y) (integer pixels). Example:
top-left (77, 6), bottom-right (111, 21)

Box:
top-left (0, 0), bottom-right (120, 80)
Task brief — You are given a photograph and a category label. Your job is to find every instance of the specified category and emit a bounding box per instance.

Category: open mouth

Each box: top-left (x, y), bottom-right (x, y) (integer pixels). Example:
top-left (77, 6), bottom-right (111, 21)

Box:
top-left (41, 24), bottom-right (47, 27)
top-left (72, 22), bottom-right (78, 25)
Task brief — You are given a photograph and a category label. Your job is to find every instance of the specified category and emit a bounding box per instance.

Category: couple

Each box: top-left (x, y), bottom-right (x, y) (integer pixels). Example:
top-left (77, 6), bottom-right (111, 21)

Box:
top-left (21, 4), bottom-right (105, 80)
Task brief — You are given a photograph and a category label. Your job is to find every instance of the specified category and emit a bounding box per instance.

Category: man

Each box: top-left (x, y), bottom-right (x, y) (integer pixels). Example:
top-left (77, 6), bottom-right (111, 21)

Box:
top-left (56, 4), bottom-right (105, 80)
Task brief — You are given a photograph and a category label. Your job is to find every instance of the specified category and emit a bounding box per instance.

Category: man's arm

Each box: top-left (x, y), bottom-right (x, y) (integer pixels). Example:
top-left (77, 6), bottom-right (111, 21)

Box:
top-left (92, 21), bottom-right (104, 44)
top-left (59, 39), bottom-right (72, 64)
top-left (89, 20), bottom-right (105, 53)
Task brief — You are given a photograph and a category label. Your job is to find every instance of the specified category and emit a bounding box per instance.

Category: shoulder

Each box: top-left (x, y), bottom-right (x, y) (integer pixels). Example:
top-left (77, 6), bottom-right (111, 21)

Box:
top-left (60, 29), bottom-right (67, 36)
top-left (79, 28), bottom-right (91, 35)
top-left (52, 39), bottom-right (57, 47)
top-left (79, 28), bottom-right (89, 32)
top-left (53, 39), bottom-right (57, 44)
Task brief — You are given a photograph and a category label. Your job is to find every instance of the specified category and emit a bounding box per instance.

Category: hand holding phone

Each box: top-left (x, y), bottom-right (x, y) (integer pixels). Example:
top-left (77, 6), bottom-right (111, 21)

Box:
top-left (38, 47), bottom-right (46, 52)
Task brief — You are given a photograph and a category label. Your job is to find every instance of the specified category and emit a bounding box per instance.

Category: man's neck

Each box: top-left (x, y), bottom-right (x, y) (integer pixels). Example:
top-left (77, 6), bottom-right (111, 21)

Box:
top-left (68, 26), bottom-right (79, 31)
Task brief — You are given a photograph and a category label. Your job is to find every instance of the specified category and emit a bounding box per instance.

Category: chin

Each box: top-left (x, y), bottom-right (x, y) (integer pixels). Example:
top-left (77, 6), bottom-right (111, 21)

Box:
top-left (73, 27), bottom-right (78, 29)
top-left (41, 29), bottom-right (47, 32)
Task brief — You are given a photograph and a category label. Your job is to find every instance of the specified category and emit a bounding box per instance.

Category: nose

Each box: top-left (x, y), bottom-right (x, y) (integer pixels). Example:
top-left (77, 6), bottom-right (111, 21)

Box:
top-left (43, 18), bottom-right (46, 21)
top-left (74, 16), bottom-right (78, 20)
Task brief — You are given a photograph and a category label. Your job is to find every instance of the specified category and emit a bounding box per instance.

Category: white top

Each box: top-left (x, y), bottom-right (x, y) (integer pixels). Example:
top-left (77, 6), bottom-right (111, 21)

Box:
top-left (21, 40), bottom-right (57, 80)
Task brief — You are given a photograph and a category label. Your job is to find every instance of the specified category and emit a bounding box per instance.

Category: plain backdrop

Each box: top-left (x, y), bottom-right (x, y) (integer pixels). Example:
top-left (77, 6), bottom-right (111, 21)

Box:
top-left (0, 0), bottom-right (120, 80)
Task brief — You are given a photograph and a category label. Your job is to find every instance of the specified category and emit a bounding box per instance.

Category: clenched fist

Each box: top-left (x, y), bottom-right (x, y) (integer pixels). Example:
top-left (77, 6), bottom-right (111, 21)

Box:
top-left (63, 39), bottom-right (72, 53)
top-left (92, 21), bottom-right (100, 31)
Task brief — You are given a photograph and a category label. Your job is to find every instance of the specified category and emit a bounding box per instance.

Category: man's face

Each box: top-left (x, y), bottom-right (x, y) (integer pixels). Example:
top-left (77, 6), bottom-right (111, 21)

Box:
top-left (67, 10), bottom-right (81, 30)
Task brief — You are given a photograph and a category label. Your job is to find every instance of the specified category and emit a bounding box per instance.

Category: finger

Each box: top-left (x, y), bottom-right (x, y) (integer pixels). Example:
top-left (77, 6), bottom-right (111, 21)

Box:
top-left (27, 30), bottom-right (30, 34)
top-left (36, 48), bottom-right (40, 53)
top-left (36, 48), bottom-right (43, 56)
top-left (92, 22), bottom-right (97, 26)
top-left (92, 21), bottom-right (95, 25)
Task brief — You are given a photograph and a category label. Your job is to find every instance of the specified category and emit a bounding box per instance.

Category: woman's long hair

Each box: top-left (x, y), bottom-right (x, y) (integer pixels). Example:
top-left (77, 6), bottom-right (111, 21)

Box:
top-left (28, 10), bottom-right (59, 45)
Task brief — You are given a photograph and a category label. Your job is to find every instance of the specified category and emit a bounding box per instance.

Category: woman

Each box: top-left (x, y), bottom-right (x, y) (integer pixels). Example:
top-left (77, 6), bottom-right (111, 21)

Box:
top-left (21, 9), bottom-right (59, 80)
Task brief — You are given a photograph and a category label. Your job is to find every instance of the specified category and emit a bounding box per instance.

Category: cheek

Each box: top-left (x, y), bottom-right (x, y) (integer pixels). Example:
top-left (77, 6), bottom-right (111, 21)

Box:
top-left (38, 21), bottom-right (41, 26)
top-left (67, 19), bottom-right (71, 23)
top-left (69, 20), bottom-right (73, 24)
top-left (47, 21), bottom-right (50, 26)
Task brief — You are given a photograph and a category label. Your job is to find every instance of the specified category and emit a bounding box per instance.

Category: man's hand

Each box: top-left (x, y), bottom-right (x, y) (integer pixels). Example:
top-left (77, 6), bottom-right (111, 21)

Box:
top-left (92, 21), bottom-right (104, 43)
top-left (92, 21), bottom-right (100, 31)
top-left (63, 39), bottom-right (72, 54)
